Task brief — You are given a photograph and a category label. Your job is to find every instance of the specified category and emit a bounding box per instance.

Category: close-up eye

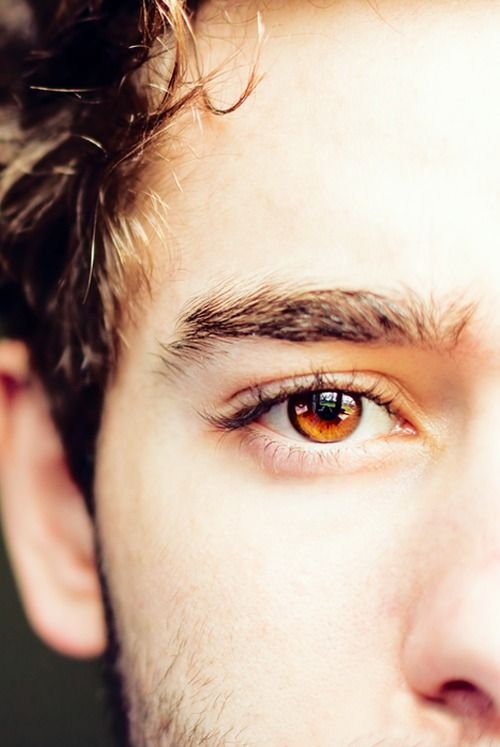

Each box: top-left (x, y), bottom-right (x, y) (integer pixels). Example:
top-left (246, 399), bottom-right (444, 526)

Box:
top-left (206, 372), bottom-right (420, 476)
top-left (262, 389), bottom-right (397, 446)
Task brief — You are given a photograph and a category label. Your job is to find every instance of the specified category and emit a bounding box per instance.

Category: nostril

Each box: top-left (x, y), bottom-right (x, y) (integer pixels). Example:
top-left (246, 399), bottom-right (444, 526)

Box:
top-left (435, 681), bottom-right (494, 719)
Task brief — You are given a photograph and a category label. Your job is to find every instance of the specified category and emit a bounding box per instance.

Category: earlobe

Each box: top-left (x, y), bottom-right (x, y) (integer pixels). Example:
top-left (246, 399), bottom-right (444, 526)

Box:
top-left (0, 340), bottom-right (106, 658)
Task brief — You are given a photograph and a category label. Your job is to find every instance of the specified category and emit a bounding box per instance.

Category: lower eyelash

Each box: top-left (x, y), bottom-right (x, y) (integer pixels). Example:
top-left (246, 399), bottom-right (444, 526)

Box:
top-left (237, 427), bottom-right (414, 478)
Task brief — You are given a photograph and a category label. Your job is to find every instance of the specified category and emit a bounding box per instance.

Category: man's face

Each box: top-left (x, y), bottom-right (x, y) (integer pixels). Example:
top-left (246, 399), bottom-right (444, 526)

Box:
top-left (94, 1), bottom-right (500, 744)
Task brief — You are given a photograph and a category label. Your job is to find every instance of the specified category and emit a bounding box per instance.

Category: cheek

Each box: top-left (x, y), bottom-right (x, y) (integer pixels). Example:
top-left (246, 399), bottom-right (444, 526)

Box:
top-left (94, 381), bottom-right (425, 740)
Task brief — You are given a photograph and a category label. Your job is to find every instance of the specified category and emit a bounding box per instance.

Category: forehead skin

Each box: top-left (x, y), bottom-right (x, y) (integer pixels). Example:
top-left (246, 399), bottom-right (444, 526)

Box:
top-left (96, 2), bottom-right (500, 746)
top-left (152, 0), bottom-right (500, 314)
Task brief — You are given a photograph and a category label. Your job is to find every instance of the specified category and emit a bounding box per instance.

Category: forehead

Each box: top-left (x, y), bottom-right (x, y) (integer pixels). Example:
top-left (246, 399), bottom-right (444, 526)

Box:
top-left (144, 0), bottom-right (500, 338)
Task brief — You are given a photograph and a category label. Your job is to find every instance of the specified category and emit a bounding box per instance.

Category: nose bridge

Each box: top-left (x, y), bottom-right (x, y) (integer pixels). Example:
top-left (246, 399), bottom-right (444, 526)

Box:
top-left (421, 560), bottom-right (500, 661)
top-left (401, 412), bottom-right (500, 730)
top-left (400, 388), bottom-right (500, 730)
top-left (442, 379), bottom-right (500, 546)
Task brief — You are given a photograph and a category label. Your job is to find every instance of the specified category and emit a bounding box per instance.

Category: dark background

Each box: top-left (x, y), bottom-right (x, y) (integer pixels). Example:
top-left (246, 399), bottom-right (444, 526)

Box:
top-left (0, 3), bottom-right (116, 744)
top-left (0, 531), bottom-right (115, 747)
top-left (0, 2), bottom-right (115, 743)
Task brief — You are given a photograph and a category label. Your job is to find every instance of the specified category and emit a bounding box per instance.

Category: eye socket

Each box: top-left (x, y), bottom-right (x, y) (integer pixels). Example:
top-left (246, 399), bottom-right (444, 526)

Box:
top-left (287, 391), bottom-right (362, 443)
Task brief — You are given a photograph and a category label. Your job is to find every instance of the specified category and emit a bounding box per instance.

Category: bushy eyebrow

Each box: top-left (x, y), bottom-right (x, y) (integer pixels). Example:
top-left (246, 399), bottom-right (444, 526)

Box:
top-left (158, 281), bottom-right (475, 375)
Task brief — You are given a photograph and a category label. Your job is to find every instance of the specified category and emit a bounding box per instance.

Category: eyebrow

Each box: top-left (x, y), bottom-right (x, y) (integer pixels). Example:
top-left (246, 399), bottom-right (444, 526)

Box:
top-left (159, 282), bottom-right (475, 374)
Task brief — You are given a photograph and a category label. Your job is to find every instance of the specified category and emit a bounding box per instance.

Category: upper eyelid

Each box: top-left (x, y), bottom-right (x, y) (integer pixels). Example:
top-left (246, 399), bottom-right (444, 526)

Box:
top-left (232, 370), bottom-right (391, 405)
top-left (203, 370), bottom-right (415, 431)
top-left (237, 371), bottom-right (403, 408)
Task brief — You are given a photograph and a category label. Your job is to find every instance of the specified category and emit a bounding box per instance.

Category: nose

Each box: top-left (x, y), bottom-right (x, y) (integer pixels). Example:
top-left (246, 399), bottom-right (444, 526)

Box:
top-left (403, 557), bottom-right (500, 728)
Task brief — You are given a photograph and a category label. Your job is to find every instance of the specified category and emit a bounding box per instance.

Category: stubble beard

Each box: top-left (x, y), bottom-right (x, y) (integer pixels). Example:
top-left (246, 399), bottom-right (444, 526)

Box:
top-left (97, 548), bottom-right (249, 747)
top-left (95, 541), bottom-right (499, 747)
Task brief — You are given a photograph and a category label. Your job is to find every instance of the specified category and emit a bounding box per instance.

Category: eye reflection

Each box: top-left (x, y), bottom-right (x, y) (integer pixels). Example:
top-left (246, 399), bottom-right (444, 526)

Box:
top-left (287, 391), bottom-right (362, 443)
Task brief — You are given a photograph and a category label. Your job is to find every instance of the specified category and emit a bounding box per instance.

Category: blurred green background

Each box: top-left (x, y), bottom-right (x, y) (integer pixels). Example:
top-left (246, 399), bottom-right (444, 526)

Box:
top-left (0, 530), bottom-right (115, 747)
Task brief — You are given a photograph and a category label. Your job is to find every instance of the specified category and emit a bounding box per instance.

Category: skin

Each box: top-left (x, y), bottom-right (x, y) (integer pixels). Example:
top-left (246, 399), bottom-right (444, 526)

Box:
top-left (3, 0), bottom-right (500, 745)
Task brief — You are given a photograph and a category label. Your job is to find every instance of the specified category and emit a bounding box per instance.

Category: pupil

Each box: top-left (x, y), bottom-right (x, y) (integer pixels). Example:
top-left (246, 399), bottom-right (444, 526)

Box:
top-left (288, 390), bottom-right (362, 443)
top-left (313, 391), bottom-right (343, 421)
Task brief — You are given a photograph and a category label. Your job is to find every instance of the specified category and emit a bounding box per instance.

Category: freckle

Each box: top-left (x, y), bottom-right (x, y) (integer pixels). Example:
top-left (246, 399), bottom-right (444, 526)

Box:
top-left (378, 593), bottom-right (405, 620)
top-left (257, 621), bottom-right (271, 639)
top-left (381, 604), bottom-right (395, 619)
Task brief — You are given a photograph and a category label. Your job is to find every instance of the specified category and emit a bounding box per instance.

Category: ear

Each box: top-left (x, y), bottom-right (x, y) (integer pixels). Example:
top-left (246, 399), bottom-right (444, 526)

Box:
top-left (0, 340), bottom-right (106, 658)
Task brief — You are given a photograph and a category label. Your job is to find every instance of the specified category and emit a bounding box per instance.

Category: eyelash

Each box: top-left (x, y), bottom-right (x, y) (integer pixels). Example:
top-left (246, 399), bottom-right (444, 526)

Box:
top-left (204, 371), bottom-right (417, 476)
top-left (208, 372), bottom-right (399, 430)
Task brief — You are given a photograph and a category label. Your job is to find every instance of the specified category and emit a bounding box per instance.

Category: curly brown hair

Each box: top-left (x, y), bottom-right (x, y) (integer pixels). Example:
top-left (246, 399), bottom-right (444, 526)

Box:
top-left (0, 0), bottom-right (254, 505)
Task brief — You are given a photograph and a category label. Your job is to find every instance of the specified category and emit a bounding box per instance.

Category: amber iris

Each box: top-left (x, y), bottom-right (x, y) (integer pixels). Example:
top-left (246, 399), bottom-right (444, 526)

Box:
top-left (287, 391), bottom-right (362, 443)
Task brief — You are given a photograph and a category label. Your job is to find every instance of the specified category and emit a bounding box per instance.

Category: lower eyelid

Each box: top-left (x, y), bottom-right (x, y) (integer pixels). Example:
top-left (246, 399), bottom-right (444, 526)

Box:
top-left (237, 427), bottom-right (420, 478)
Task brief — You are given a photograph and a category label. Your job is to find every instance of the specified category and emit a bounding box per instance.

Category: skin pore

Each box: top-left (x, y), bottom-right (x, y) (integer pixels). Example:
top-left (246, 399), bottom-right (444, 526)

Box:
top-left (5, 0), bottom-right (500, 745)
